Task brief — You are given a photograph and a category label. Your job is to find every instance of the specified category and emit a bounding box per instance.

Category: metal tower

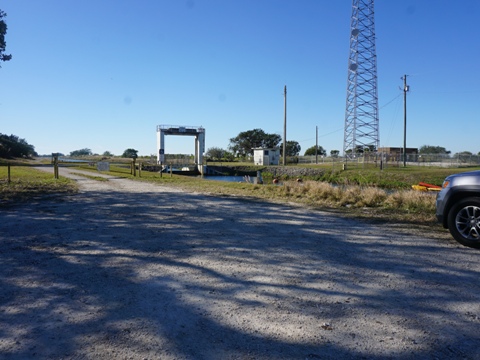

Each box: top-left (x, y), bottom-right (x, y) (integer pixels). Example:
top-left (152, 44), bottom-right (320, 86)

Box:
top-left (343, 0), bottom-right (379, 158)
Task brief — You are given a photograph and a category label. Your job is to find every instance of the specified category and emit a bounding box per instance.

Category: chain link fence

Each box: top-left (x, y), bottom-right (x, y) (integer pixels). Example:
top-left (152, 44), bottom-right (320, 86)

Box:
top-left (296, 153), bottom-right (480, 168)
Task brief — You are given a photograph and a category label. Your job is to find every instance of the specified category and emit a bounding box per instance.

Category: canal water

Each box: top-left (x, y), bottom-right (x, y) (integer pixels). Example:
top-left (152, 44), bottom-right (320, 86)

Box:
top-left (200, 175), bottom-right (257, 183)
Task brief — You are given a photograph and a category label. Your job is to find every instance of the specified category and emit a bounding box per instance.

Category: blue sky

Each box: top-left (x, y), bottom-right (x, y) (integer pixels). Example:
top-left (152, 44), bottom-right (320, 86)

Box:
top-left (0, 1), bottom-right (478, 156)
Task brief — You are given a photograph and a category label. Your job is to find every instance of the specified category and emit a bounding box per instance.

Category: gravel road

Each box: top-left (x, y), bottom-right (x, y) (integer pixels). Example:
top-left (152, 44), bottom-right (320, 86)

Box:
top-left (1, 167), bottom-right (479, 359)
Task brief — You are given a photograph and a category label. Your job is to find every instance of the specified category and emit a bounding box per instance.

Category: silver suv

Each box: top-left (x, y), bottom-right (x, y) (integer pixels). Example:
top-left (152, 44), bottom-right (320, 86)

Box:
top-left (436, 170), bottom-right (480, 248)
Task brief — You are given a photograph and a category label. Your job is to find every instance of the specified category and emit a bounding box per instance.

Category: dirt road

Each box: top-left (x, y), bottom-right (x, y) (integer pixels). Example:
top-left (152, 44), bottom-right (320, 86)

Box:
top-left (1, 167), bottom-right (479, 359)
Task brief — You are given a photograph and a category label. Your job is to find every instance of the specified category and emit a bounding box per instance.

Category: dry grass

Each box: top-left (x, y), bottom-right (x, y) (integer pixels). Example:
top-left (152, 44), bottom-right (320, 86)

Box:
top-left (136, 172), bottom-right (438, 222)
top-left (384, 189), bottom-right (437, 213)
top-left (0, 162), bottom-right (438, 225)
top-left (279, 180), bottom-right (435, 213)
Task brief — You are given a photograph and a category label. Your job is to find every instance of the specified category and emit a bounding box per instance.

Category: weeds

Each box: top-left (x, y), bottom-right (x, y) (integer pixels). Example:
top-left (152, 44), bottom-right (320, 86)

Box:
top-left (0, 161), bottom-right (444, 224)
top-left (277, 180), bottom-right (435, 216)
top-left (384, 190), bottom-right (436, 213)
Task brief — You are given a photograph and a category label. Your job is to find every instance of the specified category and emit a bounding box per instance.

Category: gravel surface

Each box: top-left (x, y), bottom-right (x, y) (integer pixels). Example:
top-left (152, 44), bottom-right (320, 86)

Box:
top-left (1, 167), bottom-right (479, 359)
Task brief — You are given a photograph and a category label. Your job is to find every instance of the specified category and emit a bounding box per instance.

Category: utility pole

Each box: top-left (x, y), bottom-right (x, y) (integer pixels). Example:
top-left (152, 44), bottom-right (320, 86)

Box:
top-left (283, 85), bottom-right (287, 166)
top-left (315, 126), bottom-right (318, 164)
top-left (402, 75), bottom-right (409, 167)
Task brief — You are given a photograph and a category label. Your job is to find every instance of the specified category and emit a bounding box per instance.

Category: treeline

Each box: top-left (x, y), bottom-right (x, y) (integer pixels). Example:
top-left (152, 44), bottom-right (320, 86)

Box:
top-left (204, 128), bottom-right (338, 161)
top-left (0, 133), bottom-right (37, 158)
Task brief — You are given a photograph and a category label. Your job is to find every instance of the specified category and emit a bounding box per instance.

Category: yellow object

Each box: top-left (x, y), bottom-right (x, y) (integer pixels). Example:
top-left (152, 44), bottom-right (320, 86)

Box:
top-left (412, 184), bottom-right (441, 192)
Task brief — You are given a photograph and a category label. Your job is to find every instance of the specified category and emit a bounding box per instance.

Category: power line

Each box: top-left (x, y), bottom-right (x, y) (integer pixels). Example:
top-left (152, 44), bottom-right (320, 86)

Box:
top-left (379, 94), bottom-right (402, 110)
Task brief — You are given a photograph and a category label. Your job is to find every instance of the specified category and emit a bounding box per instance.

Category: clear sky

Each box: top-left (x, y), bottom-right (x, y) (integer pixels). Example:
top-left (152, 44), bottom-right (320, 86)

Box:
top-left (0, 1), bottom-right (478, 156)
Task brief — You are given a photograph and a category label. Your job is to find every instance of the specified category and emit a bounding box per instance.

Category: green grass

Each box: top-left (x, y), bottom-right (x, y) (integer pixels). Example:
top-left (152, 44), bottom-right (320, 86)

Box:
top-left (320, 168), bottom-right (435, 188)
top-left (216, 162), bottom-right (478, 189)
top-left (0, 165), bottom-right (77, 205)
top-left (69, 164), bottom-right (442, 224)
top-left (3, 160), bottom-right (479, 228)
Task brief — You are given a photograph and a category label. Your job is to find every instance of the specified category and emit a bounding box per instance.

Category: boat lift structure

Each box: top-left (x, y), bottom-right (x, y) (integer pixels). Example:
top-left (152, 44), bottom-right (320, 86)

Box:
top-left (156, 125), bottom-right (206, 174)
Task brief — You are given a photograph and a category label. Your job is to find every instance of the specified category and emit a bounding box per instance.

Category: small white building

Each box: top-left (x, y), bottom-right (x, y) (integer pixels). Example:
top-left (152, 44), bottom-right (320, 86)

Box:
top-left (253, 148), bottom-right (280, 165)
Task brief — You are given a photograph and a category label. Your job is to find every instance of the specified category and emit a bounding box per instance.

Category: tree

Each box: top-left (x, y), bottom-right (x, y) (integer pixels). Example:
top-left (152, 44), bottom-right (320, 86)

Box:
top-left (330, 150), bottom-right (340, 157)
top-left (419, 145), bottom-right (450, 155)
top-left (304, 145), bottom-right (326, 156)
top-left (454, 151), bottom-right (476, 163)
top-left (455, 151), bottom-right (472, 156)
top-left (0, 133), bottom-right (36, 158)
top-left (228, 129), bottom-right (281, 157)
top-left (122, 148), bottom-right (138, 158)
top-left (222, 151), bottom-right (235, 162)
top-left (352, 145), bottom-right (376, 154)
top-left (69, 148), bottom-right (92, 157)
top-left (281, 141), bottom-right (301, 156)
top-left (205, 147), bottom-right (225, 161)
top-left (102, 151), bottom-right (114, 157)
top-left (0, 10), bottom-right (12, 66)
top-left (263, 133), bottom-right (282, 149)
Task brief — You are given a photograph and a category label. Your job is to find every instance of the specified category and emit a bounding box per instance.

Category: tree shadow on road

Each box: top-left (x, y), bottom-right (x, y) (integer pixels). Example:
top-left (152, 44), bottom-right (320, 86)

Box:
top-left (0, 188), bottom-right (479, 359)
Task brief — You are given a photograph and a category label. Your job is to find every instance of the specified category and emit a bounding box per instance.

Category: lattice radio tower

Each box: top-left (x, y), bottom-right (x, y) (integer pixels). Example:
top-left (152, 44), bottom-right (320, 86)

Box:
top-left (343, 0), bottom-right (379, 158)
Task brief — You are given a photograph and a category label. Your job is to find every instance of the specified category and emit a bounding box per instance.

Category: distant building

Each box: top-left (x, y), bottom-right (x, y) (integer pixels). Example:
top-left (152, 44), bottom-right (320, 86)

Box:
top-left (253, 148), bottom-right (280, 165)
top-left (378, 147), bottom-right (418, 155)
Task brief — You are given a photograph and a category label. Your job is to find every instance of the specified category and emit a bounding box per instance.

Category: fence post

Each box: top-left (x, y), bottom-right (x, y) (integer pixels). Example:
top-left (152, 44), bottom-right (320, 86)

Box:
top-left (7, 164), bottom-right (11, 183)
top-left (132, 155), bottom-right (137, 176)
top-left (53, 154), bottom-right (59, 179)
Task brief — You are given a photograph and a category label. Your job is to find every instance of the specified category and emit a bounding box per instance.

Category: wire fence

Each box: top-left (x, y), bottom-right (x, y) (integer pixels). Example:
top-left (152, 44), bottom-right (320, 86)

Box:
top-left (295, 154), bottom-right (480, 168)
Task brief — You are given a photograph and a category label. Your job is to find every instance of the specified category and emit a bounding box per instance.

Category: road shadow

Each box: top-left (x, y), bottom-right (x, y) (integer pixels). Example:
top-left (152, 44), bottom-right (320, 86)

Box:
top-left (0, 185), bottom-right (479, 359)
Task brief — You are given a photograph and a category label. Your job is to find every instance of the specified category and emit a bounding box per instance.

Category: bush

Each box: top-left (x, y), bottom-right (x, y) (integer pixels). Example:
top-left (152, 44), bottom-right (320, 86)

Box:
top-left (0, 134), bottom-right (37, 158)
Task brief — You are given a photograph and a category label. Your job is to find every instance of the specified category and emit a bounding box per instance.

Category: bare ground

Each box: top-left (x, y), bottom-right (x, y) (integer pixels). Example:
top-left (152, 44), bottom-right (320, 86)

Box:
top-left (0, 167), bottom-right (479, 359)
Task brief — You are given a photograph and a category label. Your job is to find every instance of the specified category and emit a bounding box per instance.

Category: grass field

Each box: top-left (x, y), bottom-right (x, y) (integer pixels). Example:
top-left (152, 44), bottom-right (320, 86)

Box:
top-left (0, 164), bottom-right (77, 205)
top-left (2, 159), bottom-right (480, 226)
top-left (66, 161), bottom-right (451, 224)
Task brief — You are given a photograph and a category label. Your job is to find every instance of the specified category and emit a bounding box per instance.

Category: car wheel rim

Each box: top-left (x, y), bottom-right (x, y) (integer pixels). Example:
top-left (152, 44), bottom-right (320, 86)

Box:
top-left (455, 205), bottom-right (480, 240)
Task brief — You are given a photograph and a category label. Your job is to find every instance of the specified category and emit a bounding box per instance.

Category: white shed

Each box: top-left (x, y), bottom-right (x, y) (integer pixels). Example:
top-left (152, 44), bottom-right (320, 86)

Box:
top-left (253, 148), bottom-right (280, 165)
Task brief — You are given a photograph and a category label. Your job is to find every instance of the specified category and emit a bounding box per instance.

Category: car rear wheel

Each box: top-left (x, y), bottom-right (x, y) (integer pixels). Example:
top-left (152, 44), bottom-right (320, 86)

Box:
top-left (447, 197), bottom-right (480, 248)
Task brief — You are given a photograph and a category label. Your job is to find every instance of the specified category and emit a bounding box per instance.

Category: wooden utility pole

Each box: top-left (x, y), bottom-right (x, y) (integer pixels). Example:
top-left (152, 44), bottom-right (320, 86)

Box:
top-left (402, 75), bottom-right (409, 167)
top-left (283, 85), bottom-right (287, 166)
top-left (315, 126), bottom-right (318, 164)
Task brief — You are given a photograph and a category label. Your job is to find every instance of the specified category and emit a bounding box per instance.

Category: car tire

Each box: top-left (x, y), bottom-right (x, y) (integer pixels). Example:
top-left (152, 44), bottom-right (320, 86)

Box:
top-left (447, 197), bottom-right (480, 249)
